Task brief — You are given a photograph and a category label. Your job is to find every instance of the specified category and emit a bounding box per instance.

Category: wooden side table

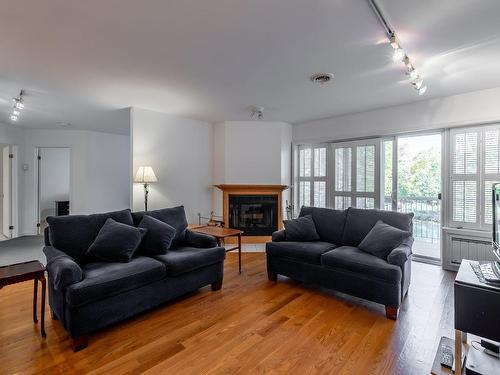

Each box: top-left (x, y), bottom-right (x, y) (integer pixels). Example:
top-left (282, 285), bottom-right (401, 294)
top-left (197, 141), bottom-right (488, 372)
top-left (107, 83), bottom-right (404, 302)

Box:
top-left (189, 226), bottom-right (244, 273)
top-left (0, 260), bottom-right (47, 337)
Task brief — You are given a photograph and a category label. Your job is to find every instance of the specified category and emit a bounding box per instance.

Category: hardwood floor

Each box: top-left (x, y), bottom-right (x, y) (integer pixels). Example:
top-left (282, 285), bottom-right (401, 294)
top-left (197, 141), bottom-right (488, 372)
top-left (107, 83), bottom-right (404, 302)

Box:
top-left (0, 253), bottom-right (456, 374)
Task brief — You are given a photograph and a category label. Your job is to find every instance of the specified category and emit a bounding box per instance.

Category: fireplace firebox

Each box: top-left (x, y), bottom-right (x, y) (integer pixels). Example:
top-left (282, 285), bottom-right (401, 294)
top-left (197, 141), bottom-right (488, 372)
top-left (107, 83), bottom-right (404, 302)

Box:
top-left (229, 195), bottom-right (278, 236)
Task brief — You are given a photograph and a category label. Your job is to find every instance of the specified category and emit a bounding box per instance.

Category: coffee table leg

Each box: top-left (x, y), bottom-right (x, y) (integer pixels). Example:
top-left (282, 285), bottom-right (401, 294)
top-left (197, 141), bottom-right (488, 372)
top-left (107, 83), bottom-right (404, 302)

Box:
top-left (238, 234), bottom-right (242, 274)
top-left (41, 278), bottom-right (46, 338)
top-left (33, 278), bottom-right (38, 323)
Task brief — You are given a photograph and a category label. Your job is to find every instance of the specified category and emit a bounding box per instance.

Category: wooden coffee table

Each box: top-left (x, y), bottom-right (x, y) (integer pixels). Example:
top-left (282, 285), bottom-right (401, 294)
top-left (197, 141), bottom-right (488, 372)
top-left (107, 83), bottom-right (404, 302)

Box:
top-left (190, 226), bottom-right (244, 273)
top-left (0, 260), bottom-right (47, 337)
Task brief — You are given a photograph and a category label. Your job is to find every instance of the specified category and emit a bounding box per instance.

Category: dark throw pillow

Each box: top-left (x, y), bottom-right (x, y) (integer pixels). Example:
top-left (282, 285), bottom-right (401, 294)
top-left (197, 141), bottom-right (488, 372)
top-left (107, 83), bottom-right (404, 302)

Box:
top-left (358, 220), bottom-right (411, 260)
top-left (86, 218), bottom-right (147, 263)
top-left (138, 215), bottom-right (176, 255)
top-left (283, 215), bottom-right (320, 241)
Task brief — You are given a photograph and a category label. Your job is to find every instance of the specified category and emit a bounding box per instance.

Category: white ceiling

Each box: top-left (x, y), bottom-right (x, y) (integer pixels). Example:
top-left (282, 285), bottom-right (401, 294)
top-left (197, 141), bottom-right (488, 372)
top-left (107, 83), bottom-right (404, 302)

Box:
top-left (1, 0), bottom-right (500, 134)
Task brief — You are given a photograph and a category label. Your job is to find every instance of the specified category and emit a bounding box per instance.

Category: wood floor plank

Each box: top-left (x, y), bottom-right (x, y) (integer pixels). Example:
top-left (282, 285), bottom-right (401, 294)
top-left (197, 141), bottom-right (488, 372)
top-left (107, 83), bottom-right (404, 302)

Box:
top-left (0, 253), bottom-right (456, 374)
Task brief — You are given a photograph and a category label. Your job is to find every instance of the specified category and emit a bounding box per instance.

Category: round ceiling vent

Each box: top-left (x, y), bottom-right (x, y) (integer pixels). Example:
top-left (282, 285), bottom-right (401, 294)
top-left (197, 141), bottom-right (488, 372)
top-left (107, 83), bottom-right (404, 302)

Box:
top-left (310, 72), bottom-right (334, 84)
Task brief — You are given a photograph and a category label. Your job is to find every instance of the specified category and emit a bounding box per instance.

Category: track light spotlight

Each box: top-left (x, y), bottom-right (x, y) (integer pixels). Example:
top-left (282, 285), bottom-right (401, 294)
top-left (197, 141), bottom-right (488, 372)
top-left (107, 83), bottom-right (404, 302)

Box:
top-left (389, 34), bottom-right (399, 49)
top-left (393, 48), bottom-right (405, 62)
top-left (409, 69), bottom-right (419, 80)
top-left (12, 110), bottom-right (20, 116)
top-left (418, 86), bottom-right (427, 95)
top-left (14, 100), bottom-right (24, 110)
top-left (411, 78), bottom-right (424, 90)
top-left (10, 115), bottom-right (18, 122)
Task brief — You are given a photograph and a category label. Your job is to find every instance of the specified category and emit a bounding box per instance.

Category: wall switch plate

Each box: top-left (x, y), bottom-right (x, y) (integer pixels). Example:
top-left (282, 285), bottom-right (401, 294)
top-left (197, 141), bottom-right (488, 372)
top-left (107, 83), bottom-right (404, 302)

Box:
top-left (22, 163), bottom-right (29, 171)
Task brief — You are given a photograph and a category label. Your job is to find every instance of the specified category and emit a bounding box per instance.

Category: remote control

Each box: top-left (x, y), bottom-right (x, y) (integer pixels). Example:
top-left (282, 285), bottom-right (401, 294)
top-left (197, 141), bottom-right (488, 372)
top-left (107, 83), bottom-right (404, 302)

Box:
top-left (440, 344), bottom-right (454, 369)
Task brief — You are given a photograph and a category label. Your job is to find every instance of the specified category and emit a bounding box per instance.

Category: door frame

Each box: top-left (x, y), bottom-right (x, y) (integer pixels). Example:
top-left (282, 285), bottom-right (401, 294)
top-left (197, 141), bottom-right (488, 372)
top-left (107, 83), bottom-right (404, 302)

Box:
top-left (34, 146), bottom-right (72, 235)
top-left (389, 130), bottom-right (444, 264)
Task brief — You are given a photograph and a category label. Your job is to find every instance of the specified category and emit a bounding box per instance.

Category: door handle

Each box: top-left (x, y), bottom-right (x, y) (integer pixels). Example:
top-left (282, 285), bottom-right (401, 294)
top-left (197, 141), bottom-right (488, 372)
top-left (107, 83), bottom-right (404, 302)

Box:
top-left (438, 193), bottom-right (442, 200)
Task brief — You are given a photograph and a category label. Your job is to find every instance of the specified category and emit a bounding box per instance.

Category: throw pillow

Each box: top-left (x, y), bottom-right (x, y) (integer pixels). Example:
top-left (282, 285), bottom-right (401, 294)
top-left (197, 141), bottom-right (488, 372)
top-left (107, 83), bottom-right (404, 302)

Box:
top-left (358, 220), bottom-right (411, 260)
top-left (283, 215), bottom-right (320, 241)
top-left (86, 218), bottom-right (147, 263)
top-left (138, 215), bottom-right (176, 255)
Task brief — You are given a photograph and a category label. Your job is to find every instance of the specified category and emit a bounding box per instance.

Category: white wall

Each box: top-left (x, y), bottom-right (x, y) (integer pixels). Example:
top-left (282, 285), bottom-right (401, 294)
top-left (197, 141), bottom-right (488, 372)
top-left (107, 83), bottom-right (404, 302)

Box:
top-left (131, 107), bottom-right (213, 223)
top-left (293, 86), bottom-right (500, 142)
top-left (39, 147), bottom-right (70, 220)
top-left (212, 121), bottom-right (292, 215)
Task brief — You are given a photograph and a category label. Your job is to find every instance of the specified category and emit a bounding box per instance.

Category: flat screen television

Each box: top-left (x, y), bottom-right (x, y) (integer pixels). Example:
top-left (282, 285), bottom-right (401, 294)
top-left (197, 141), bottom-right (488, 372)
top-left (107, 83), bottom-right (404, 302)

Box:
top-left (492, 182), bottom-right (500, 261)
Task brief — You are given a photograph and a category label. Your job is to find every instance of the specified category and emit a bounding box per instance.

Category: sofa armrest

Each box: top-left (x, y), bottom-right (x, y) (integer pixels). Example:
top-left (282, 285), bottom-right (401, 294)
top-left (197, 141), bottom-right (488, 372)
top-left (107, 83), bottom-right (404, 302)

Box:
top-left (184, 229), bottom-right (218, 248)
top-left (387, 237), bottom-right (414, 268)
top-left (43, 246), bottom-right (83, 291)
top-left (272, 230), bottom-right (286, 242)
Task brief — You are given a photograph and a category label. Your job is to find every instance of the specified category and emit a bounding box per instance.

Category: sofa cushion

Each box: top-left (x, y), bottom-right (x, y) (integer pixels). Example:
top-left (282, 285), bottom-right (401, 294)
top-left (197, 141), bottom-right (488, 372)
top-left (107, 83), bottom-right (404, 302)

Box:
top-left (65, 256), bottom-right (165, 306)
top-left (341, 208), bottom-right (413, 246)
top-left (132, 206), bottom-right (188, 246)
top-left (138, 215), bottom-right (177, 255)
top-left (266, 241), bottom-right (337, 264)
top-left (86, 218), bottom-right (147, 263)
top-left (47, 209), bottom-right (134, 262)
top-left (359, 220), bottom-right (412, 260)
top-left (299, 206), bottom-right (347, 245)
top-left (283, 215), bottom-right (320, 241)
top-left (321, 246), bottom-right (402, 285)
top-left (153, 246), bottom-right (226, 276)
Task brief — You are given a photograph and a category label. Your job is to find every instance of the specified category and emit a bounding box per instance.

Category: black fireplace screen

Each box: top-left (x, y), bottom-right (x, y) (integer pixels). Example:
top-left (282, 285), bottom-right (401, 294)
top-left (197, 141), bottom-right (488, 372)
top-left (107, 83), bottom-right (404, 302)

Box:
top-left (228, 195), bottom-right (278, 236)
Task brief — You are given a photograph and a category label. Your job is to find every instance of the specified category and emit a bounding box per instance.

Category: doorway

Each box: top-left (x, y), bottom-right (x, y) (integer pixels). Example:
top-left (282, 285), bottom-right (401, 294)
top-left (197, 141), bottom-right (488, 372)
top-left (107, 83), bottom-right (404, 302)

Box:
top-left (35, 147), bottom-right (70, 234)
top-left (0, 145), bottom-right (18, 239)
top-left (384, 133), bottom-right (442, 261)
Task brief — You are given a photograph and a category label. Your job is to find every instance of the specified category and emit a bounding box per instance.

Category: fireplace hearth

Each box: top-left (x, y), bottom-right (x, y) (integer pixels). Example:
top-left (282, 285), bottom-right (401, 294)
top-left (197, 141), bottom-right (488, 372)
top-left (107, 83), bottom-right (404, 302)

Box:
top-left (229, 195), bottom-right (278, 236)
top-left (214, 184), bottom-right (288, 242)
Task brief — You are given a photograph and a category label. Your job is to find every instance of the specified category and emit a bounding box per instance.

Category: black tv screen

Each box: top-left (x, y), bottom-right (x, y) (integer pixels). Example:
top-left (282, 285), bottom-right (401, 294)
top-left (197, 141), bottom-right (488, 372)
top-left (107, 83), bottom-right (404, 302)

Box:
top-left (493, 182), bottom-right (500, 261)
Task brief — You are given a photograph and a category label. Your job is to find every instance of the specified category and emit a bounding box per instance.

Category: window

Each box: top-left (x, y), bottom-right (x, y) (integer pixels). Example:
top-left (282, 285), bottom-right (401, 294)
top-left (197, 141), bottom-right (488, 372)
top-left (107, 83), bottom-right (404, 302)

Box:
top-left (332, 140), bottom-right (380, 210)
top-left (296, 145), bottom-right (327, 210)
top-left (296, 139), bottom-right (381, 214)
top-left (450, 125), bottom-right (500, 229)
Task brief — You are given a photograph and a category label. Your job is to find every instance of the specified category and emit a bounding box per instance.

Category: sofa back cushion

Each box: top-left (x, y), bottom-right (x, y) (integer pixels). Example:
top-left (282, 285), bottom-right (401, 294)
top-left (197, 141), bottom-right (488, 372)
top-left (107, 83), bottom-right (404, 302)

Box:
top-left (299, 206), bottom-right (347, 245)
top-left (47, 209), bottom-right (134, 261)
top-left (132, 206), bottom-right (188, 246)
top-left (341, 207), bottom-right (413, 246)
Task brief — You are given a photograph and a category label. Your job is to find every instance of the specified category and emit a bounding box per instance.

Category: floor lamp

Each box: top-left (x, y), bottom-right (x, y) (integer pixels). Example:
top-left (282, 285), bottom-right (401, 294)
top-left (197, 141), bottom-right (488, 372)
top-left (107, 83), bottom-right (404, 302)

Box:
top-left (134, 166), bottom-right (158, 211)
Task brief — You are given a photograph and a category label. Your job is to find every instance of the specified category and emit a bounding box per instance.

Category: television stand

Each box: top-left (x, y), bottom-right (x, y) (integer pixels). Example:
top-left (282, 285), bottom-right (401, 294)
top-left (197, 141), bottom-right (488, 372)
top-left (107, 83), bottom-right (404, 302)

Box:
top-left (454, 259), bottom-right (500, 374)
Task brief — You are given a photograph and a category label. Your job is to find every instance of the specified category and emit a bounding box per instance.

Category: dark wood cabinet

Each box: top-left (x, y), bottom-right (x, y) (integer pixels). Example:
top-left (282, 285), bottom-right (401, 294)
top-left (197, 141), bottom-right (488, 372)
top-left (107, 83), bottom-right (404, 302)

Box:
top-left (55, 201), bottom-right (69, 216)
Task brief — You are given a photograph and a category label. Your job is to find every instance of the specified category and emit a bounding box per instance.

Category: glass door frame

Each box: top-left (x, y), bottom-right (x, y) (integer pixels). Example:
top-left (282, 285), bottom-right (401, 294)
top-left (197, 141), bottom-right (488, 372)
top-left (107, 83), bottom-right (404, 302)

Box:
top-left (384, 130), bottom-right (445, 264)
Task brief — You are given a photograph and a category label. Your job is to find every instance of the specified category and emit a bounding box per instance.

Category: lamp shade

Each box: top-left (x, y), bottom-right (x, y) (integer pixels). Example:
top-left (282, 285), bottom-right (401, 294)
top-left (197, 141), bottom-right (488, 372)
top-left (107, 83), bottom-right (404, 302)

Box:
top-left (134, 166), bottom-right (158, 183)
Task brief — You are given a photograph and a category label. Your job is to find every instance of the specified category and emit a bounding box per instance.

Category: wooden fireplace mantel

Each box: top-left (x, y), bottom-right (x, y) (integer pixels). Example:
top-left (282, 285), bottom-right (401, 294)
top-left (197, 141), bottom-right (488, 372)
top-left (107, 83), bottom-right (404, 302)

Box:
top-left (214, 184), bottom-right (288, 192)
top-left (214, 184), bottom-right (289, 243)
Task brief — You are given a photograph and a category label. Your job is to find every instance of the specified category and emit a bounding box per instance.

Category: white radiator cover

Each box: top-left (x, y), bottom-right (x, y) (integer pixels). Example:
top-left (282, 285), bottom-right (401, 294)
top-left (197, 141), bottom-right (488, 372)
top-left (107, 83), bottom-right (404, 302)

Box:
top-left (443, 227), bottom-right (497, 271)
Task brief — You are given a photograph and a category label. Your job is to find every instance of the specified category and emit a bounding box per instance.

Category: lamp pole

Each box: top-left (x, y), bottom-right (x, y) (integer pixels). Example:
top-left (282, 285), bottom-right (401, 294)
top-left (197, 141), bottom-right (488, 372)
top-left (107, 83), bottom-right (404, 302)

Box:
top-left (143, 183), bottom-right (149, 211)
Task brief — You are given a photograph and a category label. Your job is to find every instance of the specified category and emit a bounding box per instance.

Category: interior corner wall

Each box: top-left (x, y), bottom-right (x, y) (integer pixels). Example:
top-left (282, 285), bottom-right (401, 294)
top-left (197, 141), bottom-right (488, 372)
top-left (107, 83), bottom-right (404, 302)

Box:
top-left (212, 121), bottom-right (293, 216)
top-left (131, 107), bottom-right (213, 223)
top-left (293, 86), bottom-right (500, 143)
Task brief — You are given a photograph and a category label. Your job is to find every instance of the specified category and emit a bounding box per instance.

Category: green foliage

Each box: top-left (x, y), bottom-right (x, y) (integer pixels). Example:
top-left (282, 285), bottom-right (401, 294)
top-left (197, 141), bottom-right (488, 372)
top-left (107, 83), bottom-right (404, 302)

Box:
top-left (398, 146), bottom-right (440, 198)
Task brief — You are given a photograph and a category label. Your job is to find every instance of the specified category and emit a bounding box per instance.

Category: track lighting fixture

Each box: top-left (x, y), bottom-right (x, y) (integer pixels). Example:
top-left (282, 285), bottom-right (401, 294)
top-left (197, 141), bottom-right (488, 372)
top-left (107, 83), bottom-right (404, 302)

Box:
top-left (368, 0), bottom-right (428, 95)
top-left (10, 90), bottom-right (25, 123)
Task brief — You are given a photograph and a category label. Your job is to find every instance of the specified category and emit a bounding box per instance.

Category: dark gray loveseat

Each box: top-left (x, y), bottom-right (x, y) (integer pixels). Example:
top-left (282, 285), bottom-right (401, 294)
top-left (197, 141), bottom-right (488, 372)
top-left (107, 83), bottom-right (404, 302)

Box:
top-left (43, 206), bottom-right (225, 351)
top-left (266, 207), bottom-right (414, 319)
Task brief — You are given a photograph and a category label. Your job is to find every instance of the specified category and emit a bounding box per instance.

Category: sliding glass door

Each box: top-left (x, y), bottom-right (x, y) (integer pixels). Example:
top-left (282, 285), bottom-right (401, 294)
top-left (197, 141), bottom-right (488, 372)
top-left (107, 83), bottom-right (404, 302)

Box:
top-left (384, 133), bottom-right (442, 261)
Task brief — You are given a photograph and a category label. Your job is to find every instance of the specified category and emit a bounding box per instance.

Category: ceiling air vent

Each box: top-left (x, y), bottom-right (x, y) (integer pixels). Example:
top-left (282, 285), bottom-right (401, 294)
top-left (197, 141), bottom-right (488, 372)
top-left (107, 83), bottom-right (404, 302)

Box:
top-left (310, 72), bottom-right (334, 84)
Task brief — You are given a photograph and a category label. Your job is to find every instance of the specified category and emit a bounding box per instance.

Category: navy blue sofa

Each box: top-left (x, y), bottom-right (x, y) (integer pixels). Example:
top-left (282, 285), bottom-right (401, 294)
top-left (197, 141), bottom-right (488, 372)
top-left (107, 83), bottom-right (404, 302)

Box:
top-left (266, 207), bottom-right (414, 319)
top-left (43, 206), bottom-right (225, 351)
